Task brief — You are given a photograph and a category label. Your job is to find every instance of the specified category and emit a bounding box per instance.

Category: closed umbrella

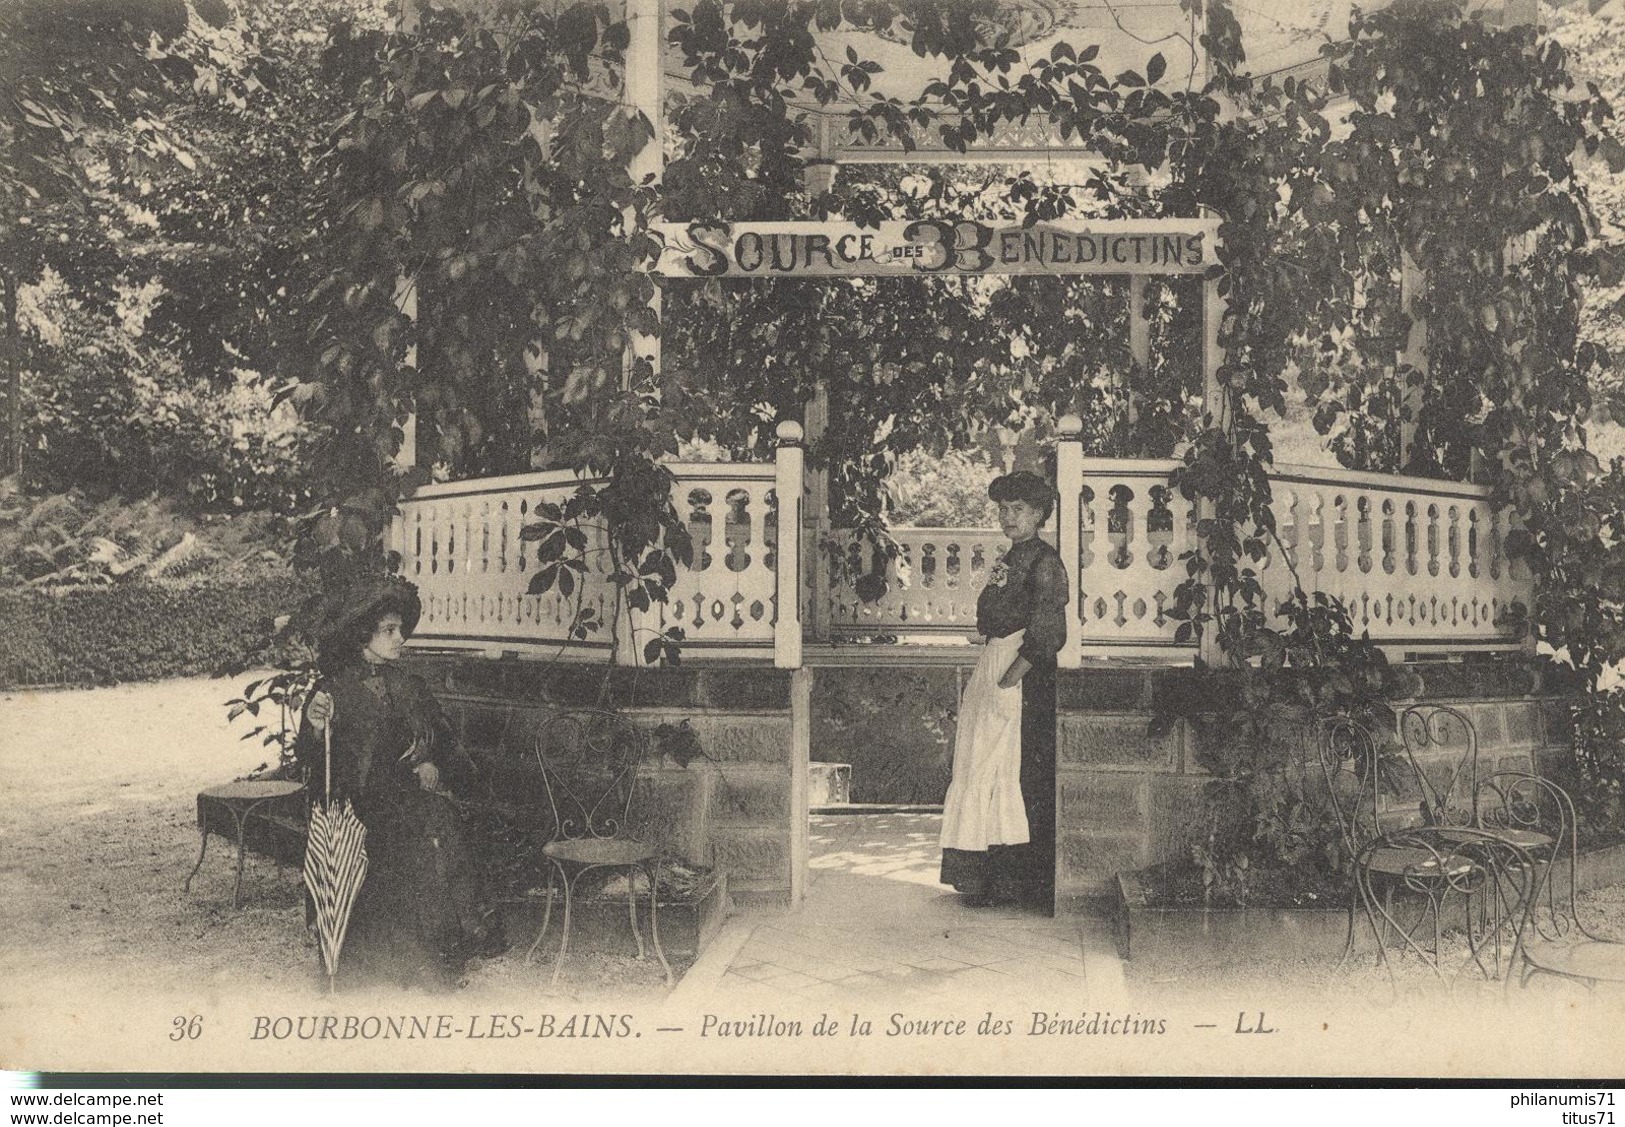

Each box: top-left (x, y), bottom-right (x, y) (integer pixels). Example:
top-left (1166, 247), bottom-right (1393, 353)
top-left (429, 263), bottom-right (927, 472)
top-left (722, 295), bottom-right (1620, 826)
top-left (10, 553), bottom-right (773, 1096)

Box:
top-left (303, 725), bottom-right (368, 994)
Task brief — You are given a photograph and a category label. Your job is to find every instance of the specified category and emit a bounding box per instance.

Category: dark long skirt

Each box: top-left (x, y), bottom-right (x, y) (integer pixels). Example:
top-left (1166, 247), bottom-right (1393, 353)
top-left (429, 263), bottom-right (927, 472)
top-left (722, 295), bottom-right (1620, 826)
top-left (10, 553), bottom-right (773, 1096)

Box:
top-left (940, 664), bottom-right (1057, 912)
top-left (327, 792), bottom-right (494, 991)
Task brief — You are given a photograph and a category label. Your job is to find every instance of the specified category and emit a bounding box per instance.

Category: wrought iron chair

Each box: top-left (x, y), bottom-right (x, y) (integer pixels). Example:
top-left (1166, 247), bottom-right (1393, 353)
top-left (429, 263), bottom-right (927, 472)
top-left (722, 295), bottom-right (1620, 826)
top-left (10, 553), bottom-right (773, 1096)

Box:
top-left (1397, 704), bottom-right (1552, 857)
top-left (1320, 715), bottom-right (1472, 975)
top-left (1396, 706), bottom-right (1573, 979)
top-left (1496, 774), bottom-right (1625, 992)
top-left (1319, 714), bottom-right (1531, 986)
top-left (524, 710), bottom-right (672, 987)
top-left (1326, 714), bottom-right (1553, 987)
top-left (1351, 823), bottom-right (1537, 985)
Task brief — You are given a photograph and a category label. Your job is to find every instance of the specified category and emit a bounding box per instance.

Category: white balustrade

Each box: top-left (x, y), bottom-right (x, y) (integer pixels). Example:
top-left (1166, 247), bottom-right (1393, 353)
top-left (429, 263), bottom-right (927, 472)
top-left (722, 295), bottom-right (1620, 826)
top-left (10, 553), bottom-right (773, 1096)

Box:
top-left (824, 527), bottom-right (1013, 638)
top-left (822, 460), bottom-right (1531, 659)
top-left (1261, 465), bottom-right (1531, 654)
top-left (1073, 458), bottom-right (1197, 659)
top-left (394, 463), bottom-right (783, 663)
top-left (660, 465), bottom-right (782, 659)
top-left (395, 453), bottom-right (1532, 665)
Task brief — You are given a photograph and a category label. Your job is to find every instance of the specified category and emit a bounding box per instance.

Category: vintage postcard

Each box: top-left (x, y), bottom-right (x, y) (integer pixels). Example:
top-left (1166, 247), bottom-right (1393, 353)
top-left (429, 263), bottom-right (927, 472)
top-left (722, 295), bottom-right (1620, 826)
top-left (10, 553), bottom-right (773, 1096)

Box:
top-left (4, 0), bottom-right (1625, 1081)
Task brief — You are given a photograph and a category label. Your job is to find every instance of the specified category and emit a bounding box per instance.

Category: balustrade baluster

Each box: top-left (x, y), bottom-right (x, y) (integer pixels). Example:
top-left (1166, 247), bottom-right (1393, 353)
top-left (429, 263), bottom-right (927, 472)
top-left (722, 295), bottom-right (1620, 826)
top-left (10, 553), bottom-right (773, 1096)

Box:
top-left (1405, 501), bottom-right (1419, 577)
top-left (688, 489), bottom-right (714, 571)
top-left (479, 501), bottom-right (491, 574)
top-left (725, 489), bottom-right (753, 573)
top-left (429, 504), bottom-right (443, 576)
top-left (1145, 485), bottom-right (1174, 571)
top-left (1447, 505), bottom-right (1462, 579)
top-left (517, 499), bottom-right (529, 574)
top-left (1381, 499), bottom-right (1396, 575)
top-left (1079, 485), bottom-right (1097, 573)
top-left (1332, 494), bottom-right (1349, 573)
top-left (1107, 484), bottom-right (1135, 570)
top-left (1307, 493), bottom-right (1326, 577)
top-left (763, 488), bottom-right (777, 572)
top-left (1426, 503), bottom-right (1441, 578)
top-left (1356, 495), bottom-right (1373, 574)
top-left (1280, 489), bottom-right (1300, 572)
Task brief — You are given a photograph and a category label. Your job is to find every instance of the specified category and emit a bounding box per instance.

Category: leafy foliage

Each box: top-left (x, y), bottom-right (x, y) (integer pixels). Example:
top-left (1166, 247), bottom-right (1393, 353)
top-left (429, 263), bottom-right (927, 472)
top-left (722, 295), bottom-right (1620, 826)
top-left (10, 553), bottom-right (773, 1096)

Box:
top-left (0, 571), bottom-right (314, 687)
top-left (1154, 592), bottom-right (1401, 902)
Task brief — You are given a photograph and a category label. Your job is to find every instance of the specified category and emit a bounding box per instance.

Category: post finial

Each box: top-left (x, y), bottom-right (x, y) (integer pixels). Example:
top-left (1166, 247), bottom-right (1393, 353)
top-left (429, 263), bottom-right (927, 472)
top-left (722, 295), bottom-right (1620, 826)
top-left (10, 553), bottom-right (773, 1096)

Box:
top-left (1057, 414), bottom-right (1084, 440)
top-left (776, 419), bottom-right (805, 445)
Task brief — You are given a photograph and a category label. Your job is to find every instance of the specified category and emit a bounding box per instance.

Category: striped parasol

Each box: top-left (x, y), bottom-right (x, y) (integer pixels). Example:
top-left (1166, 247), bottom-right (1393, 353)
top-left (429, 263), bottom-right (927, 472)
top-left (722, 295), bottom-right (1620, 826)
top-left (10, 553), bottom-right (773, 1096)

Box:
top-left (303, 724), bottom-right (368, 994)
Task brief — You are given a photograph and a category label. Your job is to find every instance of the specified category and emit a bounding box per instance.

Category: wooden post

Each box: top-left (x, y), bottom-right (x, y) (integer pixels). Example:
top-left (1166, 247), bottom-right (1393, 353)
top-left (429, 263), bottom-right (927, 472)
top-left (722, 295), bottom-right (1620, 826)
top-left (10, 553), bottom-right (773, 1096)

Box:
top-left (1056, 414), bottom-right (1085, 669)
top-left (1399, 251), bottom-right (1427, 471)
top-left (1199, 267), bottom-right (1226, 667)
top-left (774, 420), bottom-right (805, 669)
top-left (623, 0), bottom-right (664, 390)
top-left (389, 272), bottom-right (417, 573)
top-left (803, 378), bottom-right (831, 644)
top-left (606, 0), bottom-right (663, 666)
top-left (1127, 274), bottom-right (1149, 431)
top-left (789, 666), bottom-right (813, 908)
top-left (393, 273), bottom-right (418, 471)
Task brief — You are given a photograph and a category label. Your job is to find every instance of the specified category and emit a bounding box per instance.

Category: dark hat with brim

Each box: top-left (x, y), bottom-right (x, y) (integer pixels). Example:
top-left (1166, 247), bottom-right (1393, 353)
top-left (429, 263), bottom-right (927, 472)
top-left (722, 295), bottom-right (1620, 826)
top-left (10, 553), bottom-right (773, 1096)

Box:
top-left (317, 576), bottom-right (422, 646)
top-left (989, 470), bottom-right (1057, 508)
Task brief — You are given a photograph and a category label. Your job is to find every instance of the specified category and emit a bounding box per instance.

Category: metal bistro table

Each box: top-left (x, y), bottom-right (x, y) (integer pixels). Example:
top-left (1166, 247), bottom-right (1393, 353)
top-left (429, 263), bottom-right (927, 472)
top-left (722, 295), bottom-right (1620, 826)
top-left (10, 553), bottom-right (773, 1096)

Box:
top-left (184, 780), bottom-right (305, 908)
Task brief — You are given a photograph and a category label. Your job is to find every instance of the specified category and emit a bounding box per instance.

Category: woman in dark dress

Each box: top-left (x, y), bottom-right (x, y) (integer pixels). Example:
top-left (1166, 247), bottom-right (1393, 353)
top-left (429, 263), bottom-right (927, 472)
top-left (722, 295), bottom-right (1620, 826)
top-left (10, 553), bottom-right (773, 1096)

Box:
top-left (298, 580), bottom-right (502, 990)
top-left (939, 471), bottom-right (1068, 911)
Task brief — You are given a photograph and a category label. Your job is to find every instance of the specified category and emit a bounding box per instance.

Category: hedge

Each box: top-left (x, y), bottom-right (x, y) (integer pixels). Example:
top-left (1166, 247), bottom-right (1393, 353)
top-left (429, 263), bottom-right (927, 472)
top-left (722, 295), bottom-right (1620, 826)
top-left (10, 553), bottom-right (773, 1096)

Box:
top-left (0, 572), bottom-right (317, 687)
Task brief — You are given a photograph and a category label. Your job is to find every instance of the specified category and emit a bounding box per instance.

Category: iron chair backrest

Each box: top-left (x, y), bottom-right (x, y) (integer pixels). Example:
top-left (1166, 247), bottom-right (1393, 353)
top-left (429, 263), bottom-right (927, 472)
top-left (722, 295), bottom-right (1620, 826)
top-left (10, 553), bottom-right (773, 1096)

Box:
top-left (1398, 704), bottom-right (1480, 830)
top-left (531, 709), bottom-right (649, 845)
top-left (1317, 714), bottom-right (1390, 859)
top-left (1477, 771), bottom-right (1571, 847)
top-left (1476, 770), bottom-right (1589, 939)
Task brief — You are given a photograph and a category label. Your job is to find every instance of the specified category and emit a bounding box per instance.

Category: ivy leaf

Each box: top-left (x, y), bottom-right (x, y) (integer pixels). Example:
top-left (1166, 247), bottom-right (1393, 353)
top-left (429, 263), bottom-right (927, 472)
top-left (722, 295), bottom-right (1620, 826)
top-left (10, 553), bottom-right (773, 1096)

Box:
top-left (1146, 53), bottom-right (1166, 86)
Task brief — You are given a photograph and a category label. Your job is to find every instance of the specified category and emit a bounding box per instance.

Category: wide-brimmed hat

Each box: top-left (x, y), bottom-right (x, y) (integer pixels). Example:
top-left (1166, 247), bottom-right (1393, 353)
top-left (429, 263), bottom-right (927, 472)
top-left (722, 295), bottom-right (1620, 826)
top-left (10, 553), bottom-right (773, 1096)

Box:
top-left (317, 576), bottom-right (422, 647)
top-left (988, 470), bottom-right (1056, 508)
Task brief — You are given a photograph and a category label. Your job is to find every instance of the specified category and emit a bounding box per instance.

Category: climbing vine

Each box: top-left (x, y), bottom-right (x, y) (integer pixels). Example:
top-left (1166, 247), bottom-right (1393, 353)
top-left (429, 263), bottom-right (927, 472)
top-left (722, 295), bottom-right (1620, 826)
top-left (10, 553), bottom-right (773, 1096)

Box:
top-left (284, 1), bottom-right (1623, 841)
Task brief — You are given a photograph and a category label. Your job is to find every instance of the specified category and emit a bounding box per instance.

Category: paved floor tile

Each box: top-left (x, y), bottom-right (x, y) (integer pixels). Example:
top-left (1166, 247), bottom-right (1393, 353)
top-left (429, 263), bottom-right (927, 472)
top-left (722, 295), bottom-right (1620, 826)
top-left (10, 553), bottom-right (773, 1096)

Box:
top-left (692, 812), bottom-right (1125, 1010)
top-left (908, 956), bottom-right (977, 973)
top-left (728, 961), bottom-right (789, 982)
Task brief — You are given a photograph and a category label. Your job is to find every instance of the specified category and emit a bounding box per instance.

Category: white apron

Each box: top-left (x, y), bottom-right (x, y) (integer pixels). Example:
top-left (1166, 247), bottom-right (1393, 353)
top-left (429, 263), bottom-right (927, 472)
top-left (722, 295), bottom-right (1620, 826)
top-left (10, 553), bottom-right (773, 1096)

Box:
top-left (939, 630), bottom-right (1029, 851)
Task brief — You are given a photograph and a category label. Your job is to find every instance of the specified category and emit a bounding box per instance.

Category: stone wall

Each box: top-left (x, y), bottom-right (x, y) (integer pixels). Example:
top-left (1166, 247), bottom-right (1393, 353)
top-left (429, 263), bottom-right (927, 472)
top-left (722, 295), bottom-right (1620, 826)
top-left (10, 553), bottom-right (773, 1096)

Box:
top-left (1053, 659), bottom-right (1581, 907)
top-left (406, 656), bottom-right (797, 908)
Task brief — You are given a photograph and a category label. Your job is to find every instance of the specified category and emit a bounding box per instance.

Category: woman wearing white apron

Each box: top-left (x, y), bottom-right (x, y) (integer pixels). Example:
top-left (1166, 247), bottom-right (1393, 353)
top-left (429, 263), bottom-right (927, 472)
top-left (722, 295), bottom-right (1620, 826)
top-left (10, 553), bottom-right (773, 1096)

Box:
top-left (940, 471), bottom-right (1069, 910)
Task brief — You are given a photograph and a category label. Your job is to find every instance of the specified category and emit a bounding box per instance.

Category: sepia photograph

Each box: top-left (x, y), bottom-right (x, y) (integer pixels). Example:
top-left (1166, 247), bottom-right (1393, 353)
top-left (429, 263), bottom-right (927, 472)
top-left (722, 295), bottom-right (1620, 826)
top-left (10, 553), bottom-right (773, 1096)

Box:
top-left (2, 0), bottom-right (1624, 1080)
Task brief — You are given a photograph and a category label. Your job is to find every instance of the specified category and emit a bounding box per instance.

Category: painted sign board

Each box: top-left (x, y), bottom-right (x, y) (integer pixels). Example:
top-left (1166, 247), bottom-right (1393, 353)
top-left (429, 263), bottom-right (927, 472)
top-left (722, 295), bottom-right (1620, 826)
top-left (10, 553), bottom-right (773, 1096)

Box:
top-left (654, 217), bottom-right (1219, 278)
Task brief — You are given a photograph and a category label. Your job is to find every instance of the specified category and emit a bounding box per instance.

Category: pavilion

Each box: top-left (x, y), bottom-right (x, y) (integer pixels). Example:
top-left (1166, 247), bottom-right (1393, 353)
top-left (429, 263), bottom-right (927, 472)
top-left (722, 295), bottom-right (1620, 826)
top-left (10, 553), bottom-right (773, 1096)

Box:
top-left (392, 0), bottom-right (1572, 913)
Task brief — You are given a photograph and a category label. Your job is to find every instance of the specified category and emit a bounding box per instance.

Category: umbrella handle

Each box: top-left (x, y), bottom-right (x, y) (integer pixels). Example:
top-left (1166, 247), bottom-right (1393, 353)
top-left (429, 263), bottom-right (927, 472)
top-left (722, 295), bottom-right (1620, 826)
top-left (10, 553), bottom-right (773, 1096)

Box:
top-left (324, 721), bottom-right (332, 805)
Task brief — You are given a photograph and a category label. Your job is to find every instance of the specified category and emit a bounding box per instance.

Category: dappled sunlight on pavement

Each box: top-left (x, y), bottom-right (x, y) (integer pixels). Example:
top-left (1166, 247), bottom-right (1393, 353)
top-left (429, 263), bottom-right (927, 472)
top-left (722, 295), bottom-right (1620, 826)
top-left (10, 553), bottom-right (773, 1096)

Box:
top-left (807, 812), bottom-right (944, 888)
top-left (693, 812), bottom-right (1116, 1010)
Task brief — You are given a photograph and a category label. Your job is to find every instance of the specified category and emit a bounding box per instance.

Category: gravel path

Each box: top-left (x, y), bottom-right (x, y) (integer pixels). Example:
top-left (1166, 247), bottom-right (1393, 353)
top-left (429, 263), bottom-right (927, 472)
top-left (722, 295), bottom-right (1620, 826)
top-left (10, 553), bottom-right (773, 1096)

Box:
top-left (0, 675), bottom-right (682, 1015)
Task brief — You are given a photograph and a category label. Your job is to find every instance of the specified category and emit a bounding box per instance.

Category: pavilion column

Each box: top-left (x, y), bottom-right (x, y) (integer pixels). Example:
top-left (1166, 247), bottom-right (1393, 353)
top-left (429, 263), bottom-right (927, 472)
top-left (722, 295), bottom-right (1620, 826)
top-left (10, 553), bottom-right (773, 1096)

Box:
top-left (611, 0), bottom-right (664, 664)
top-left (774, 421), bottom-right (805, 669)
top-left (393, 273), bottom-right (419, 472)
top-left (624, 0), bottom-right (664, 390)
top-left (1126, 274), bottom-right (1150, 433)
top-left (1199, 263), bottom-right (1226, 667)
top-left (386, 274), bottom-right (419, 566)
top-left (802, 114), bottom-right (838, 197)
top-left (803, 379), bottom-right (832, 645)
top-left (1399, 251), bottom-right (1427, 470)
top-left (1056, 414), bottom-right (1085, 669)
